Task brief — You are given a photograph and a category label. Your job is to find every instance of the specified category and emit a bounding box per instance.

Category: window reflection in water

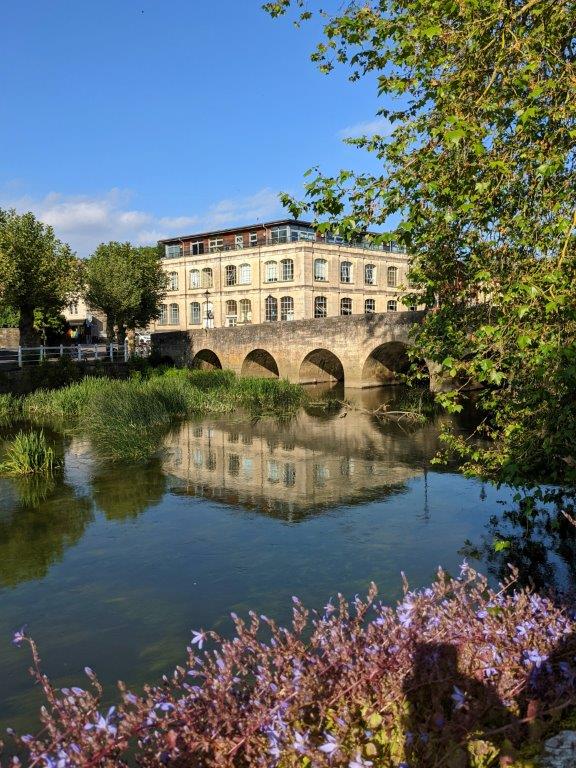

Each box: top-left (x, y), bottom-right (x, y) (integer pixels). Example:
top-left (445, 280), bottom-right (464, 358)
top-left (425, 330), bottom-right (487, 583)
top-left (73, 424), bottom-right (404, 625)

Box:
top-left (163, 400), bottom-right (435, 516)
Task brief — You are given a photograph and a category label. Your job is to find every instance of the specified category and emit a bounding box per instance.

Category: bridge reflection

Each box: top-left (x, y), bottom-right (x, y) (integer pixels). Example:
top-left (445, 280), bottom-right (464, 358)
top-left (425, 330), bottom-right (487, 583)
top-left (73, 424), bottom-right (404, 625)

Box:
top-left (163, 388), bottom-right (444, 519)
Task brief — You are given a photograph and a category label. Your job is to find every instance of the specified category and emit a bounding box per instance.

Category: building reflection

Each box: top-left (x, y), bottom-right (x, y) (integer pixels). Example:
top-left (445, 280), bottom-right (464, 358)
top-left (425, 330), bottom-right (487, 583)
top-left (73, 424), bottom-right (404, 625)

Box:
top-left (163, 391), bottom-right (445, 520)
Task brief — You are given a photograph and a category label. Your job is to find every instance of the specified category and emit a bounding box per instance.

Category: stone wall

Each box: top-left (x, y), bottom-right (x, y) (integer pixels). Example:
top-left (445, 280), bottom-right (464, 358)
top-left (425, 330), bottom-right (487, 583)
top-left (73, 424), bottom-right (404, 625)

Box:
top-left (0, 328), bottom-right (19, 348)
top-left (152, 311), bottom-right (426, 388)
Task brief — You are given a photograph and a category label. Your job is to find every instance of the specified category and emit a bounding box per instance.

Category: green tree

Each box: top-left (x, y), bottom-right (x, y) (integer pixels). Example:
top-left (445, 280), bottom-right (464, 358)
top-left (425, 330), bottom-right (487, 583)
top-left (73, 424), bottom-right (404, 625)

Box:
top-left (265, 0), bottom-right (576, 485)
top-left (84, 242), bottom-right (166, 342)
top-left (0, 209), bottom-right (80, 346)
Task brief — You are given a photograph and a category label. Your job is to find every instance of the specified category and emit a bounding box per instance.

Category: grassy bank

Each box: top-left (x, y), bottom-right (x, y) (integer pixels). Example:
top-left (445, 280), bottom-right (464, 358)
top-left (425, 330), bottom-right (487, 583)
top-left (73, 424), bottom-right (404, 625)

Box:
top-left (15, 369), bottom-right (305, 460)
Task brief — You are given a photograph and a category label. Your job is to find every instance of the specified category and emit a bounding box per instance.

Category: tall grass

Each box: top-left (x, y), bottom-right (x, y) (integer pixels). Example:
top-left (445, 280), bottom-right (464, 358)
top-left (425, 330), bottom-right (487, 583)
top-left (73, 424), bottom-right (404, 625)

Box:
top-left (0, 430), bottom-right (60, 476)
top-left (16, 368), bottom-right (306, 460)
top-left (0, 393), bottom-right (21, 426)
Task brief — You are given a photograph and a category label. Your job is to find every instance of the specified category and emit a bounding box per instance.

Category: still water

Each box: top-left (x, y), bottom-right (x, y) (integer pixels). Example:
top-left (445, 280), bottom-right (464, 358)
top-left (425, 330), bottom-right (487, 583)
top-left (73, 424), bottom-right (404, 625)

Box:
top-left (0, 387), bottom-right (533, 734)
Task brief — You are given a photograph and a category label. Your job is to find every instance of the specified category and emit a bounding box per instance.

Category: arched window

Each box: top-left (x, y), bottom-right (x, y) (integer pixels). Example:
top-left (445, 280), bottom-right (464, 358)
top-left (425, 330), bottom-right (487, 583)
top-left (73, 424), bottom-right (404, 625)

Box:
top-left (314, 295), bottom-right (327, 318)
top-left (169, 303), bottom-right (180, 324)
top-left (280, 258), bottom-right (294, 281)
top-left (365, 298), bottom-right (376, 314)
top-left (190, 302), bottom-right (201, 324)
top-left (314, 258), bottom-right (328, 281)
top-left (280, 296), bottom-right (294, 321)
top-left (238, 263), bottom-right (252, 284)
top-left (189, 269), bottom-right (200, 289)
top-left (265, 295), bottom-right (278, 321)
top-left (364, 263), bottom-right (376, 285)
top-left (158, 304), bottom-right (168, 325)
top-left (265, 261), bottom-right (278, 282)
top-left (387, 299), bottom-right (398, 312)
top-left (201, 267), bottom-right (213, 288)
top-left (387, 266), bottom-right (398, 287)
top-left (340, 261), bottom-right (352, 283)
top-left (168, 271), bottom-right (179, 291)
top-left (340, 297), bottom-right (352, 315)
top-left (225, 265), bottom-right (237, 286)
top-left (239, 298), bottom-right (252, 323)
top-left (225, 299), bottom-right (238, 327)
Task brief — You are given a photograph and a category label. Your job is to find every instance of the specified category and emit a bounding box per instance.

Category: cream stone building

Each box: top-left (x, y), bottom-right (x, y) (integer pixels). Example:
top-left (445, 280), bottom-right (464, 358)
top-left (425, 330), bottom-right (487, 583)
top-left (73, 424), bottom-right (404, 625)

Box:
top-left (152, 219), bottom-right (415, 332)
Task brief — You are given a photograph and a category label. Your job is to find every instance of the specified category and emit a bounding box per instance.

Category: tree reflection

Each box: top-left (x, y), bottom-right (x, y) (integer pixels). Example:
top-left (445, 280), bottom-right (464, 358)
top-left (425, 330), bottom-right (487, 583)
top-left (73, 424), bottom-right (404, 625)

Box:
top-left (0, 478), bottom-right (93, 588)
top-left (462, 490), bottom-right (576, 592)
top-left (90, 459), bottom-right (166, 521)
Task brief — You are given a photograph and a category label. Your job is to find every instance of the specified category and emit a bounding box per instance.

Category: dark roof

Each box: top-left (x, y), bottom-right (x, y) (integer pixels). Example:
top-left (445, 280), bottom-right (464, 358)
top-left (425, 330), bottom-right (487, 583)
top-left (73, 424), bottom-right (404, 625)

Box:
top-left (159, 219), bottom-right (314, 245)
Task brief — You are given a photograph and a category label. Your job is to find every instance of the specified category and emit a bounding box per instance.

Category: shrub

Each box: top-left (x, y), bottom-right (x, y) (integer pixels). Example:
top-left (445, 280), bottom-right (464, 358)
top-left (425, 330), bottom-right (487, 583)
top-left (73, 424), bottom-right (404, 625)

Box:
top-left (8, 566), bottom-right (576, 767)
top-left (0, 430), bottom-right (60, 476)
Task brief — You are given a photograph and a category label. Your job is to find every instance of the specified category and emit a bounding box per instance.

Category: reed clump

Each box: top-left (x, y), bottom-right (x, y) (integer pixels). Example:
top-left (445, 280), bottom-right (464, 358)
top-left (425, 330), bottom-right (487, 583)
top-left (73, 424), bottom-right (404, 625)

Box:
top-left (15, 368), bottom-right (305, 460)
top-left (0, 430), bottom-right (60, 476)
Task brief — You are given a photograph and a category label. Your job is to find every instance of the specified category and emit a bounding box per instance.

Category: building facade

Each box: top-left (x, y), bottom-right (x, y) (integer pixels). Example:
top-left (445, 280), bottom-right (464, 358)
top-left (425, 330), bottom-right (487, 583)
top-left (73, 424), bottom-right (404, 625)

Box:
top-left (153, 219), bottom-right (415, 332)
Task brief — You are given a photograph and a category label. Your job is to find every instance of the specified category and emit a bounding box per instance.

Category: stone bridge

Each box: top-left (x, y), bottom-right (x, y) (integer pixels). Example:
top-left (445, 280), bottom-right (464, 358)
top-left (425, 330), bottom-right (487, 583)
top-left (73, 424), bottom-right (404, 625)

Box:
top-left (152, 311), bottom-right (437, 389)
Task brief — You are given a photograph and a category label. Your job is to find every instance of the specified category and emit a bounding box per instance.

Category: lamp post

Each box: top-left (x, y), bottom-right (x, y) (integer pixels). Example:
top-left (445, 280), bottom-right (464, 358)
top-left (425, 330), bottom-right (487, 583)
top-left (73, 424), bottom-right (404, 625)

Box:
top-left (204, 289), bottom-right (211, 332)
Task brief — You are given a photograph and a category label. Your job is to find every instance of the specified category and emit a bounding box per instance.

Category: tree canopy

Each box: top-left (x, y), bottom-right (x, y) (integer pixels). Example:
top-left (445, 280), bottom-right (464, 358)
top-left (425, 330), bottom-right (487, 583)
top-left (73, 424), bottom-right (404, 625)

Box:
top-left (0, 208), bottom-right (80, 345)
top-left (84, 242), bottom-right (166, 341)
top-left (265, 0), bottom-right (576, 485)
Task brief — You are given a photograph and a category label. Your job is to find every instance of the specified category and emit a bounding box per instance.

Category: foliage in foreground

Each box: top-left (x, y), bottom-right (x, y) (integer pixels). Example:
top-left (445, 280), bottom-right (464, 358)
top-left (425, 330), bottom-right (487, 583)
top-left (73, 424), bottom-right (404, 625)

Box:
top-left (19, 369), bottom-right (306, 460)
top-left (0, 430), bottom-right (59, 476)
top-left (265, 0), bottom-right (576, 486)
top-left (5, 566), bottom-right (576, 767)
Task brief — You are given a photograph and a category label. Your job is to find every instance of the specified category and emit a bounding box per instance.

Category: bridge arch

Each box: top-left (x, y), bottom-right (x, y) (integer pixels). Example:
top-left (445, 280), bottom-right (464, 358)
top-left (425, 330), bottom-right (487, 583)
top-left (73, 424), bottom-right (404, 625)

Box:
top-left (299, 348), bottom-right (344, 385)
top-left (192, 348), bottom-right (222, 370)
top-left (361, 341), bottom-right (410, 386)
top-left (241, 349), bottom-right (279, 379)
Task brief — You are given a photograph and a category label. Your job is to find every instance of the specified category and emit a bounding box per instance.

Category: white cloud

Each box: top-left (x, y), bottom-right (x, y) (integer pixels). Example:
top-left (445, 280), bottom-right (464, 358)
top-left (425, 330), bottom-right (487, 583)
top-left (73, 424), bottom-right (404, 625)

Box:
top-left (338, 117), bottom-right (393, 139)
top-left (0, 186), bottom-right (283, 257)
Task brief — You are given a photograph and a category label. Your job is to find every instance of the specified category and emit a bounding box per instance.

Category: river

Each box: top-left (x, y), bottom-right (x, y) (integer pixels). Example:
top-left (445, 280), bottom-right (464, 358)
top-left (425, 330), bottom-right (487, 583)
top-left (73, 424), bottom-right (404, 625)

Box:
top-left (0, 386), bottom-right (564, 737)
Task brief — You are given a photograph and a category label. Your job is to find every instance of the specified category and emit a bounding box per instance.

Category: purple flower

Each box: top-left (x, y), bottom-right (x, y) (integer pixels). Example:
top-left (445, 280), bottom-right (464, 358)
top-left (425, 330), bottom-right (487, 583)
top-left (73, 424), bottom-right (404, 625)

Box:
top-left (451, 686), bottom-right (466, 710)
top-left (319, 733), bottom-right (339, 756)
top-left (84, 707), bottom-right (117, 737)
top-left (349, 754), bottom-right (373, 768)
top-left (191, 630), bottom-right (206, 650)
top-left (524, 649), bottom-right (548, 668)
top-left (396, 599), bottom-right (414, 627)
top-left (292, 730), bottom-right (308, 754)
top-left (12, 627), bottom-right (26, 647)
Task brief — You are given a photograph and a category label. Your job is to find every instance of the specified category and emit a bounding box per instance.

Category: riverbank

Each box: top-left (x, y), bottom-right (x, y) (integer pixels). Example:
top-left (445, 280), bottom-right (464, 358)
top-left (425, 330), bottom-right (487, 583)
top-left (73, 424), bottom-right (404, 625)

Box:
top-left (1, 369), bottom-right (306, 460)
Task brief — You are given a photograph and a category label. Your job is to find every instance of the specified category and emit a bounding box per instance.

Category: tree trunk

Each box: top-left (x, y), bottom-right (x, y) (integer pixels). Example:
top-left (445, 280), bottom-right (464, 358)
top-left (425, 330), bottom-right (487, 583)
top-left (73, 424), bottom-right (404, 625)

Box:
top-left (18, 307), bottom-right (40, 347)
top-left (117, 324), bottom-right (127, 345)
top-left (106, 313), bottom-right (115, 343)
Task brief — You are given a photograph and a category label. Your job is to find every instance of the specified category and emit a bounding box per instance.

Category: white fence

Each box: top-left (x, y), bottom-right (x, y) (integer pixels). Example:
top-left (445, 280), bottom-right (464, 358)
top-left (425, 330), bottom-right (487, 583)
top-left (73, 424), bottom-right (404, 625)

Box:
top-left (0, 342), bottom-right (150, 368)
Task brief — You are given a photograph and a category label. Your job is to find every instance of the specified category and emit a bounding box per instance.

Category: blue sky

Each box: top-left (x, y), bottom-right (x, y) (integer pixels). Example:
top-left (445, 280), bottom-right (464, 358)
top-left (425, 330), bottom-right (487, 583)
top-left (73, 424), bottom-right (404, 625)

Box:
top-left (0, 0), bottom-right (384, 256)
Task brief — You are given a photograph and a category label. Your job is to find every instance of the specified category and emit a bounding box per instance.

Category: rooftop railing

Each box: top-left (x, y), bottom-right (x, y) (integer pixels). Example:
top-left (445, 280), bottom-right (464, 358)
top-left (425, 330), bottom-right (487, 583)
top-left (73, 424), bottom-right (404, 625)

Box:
top-left (164, 235), bottom-right (407, 260)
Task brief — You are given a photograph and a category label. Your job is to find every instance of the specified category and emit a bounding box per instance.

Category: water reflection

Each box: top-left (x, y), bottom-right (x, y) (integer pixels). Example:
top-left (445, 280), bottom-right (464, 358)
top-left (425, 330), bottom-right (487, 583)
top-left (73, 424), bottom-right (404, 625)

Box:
top-left (0, 477), bottom-right (93, 589)
top-left (91, 460), bottom-right (167, 521)
top-left (462, 490), bottom-right (576, 593)
top-left (163, 389), bottom-right (446, 518)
